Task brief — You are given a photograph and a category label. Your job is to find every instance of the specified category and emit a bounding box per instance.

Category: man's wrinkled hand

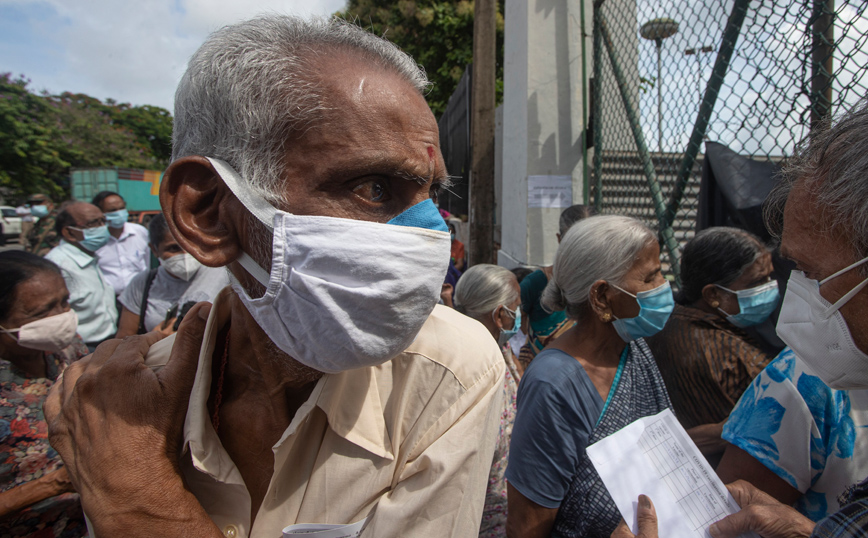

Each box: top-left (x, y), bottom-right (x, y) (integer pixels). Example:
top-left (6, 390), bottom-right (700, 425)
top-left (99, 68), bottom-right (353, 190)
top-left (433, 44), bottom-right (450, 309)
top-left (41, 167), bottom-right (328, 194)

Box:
top-left (709, 480), bottom-right (815, 538)
top-left (611, 495), bottom-right (658, 538)
top-left (45, 302), bottom-right (212, 534)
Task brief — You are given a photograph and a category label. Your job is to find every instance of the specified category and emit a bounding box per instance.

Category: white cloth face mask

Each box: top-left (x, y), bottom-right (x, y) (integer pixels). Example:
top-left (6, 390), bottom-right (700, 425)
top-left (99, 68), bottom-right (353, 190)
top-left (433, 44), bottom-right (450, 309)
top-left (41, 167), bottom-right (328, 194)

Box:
top-left (0, 310), bottom-right (79, 353)
top-left (209, 157), bottom-right (452, 374)
top-left (161, 253), bottom-right (202, 282)
top-left (776, 256), bottom-right (868, 389)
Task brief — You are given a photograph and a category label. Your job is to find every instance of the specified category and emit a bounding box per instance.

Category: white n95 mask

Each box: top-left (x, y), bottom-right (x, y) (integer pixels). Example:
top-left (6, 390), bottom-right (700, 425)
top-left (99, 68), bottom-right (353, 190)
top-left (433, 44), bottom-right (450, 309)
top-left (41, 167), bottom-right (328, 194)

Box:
top-left (0, 310), bottom-right (79, 353)
top-left (208, 157), bottom-right (452, 374)
top-left (776, 256), bottom-right (868, 390)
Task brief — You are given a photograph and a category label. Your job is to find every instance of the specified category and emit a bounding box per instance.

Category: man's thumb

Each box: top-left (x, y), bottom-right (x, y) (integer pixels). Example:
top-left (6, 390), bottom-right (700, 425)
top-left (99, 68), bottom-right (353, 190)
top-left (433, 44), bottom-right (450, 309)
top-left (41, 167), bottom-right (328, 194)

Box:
top-left (159, 302), bottom-right (211, 397)
top-left (636, 495), bottom-right (658, 538)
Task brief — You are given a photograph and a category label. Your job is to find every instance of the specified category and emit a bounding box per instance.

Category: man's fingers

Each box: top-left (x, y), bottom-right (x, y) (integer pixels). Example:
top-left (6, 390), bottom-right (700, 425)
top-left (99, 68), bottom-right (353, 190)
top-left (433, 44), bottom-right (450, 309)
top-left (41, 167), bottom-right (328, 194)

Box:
top-left (158, 302), bottom-right (211, 398)
top-left (725, 480), bottom-right (764, 508)
top-left (709, 510), bottom-right (756, 538)
top-left (635, 495), bottom-right (658, 538)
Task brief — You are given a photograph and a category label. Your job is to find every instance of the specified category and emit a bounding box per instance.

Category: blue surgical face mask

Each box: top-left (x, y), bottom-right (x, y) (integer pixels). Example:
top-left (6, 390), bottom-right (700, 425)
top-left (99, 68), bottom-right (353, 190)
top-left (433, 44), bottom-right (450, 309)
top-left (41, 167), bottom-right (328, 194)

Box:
top-left (30, 205), bottom-right (49, 218)
top-left (610, 281), bottom-right (674, 342)
top-left (496, 305), bottom-right (521, 346)
top-left (715, 280), bottom-right (780, 328)
top-left (387, 199), bottom-right (449, 232)
top-left (104, 209), bottom-right (129, 229)
top-left (70, 225), bottom-right (111, 252)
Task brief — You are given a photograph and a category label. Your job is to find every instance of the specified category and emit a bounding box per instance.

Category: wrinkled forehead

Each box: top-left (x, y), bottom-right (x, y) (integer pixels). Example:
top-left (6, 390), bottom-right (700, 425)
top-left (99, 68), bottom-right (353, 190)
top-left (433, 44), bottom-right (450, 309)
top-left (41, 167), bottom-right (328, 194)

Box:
top-left (781, 180), bottom-right (856, 271)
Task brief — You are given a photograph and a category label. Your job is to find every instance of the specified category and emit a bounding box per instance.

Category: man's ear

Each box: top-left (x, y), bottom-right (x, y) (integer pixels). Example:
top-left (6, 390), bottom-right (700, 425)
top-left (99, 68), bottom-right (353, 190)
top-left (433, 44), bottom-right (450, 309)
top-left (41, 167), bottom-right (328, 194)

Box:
top-left (60, 226), bottom-right (78, 243)
top-left (160, 156), bottom-right (241, 267)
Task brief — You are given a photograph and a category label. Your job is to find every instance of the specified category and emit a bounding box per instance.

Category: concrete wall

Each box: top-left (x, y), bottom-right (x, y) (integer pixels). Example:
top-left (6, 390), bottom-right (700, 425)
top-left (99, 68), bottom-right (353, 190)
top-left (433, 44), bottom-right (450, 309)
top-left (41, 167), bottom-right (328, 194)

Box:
top-left (500, 0), bottom-right (591, 267)
top-left (499, 0), bottom-right (638, 268)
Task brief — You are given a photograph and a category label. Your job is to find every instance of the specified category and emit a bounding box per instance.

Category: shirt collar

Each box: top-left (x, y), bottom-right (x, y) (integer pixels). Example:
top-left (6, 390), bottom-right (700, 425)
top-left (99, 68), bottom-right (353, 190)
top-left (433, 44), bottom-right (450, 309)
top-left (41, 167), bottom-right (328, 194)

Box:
top-left (180, 287), bottom-right (394, 483)
top-left (58, 240), bottom-right (95, 268)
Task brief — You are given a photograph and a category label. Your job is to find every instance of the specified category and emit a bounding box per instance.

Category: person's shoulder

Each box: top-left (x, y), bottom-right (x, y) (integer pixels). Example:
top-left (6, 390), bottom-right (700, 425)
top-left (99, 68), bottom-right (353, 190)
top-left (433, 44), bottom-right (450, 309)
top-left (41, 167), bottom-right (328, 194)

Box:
top-left (520, 269), bottom-right (547, 290)
top-left (126, 222), bottom-right (149, 237)
top-left (522, 348), bottom-right (583, 383)
top-left (401, 304), bottom-right (504, 388)
top-left (44, 244), bottom-right (70, 265)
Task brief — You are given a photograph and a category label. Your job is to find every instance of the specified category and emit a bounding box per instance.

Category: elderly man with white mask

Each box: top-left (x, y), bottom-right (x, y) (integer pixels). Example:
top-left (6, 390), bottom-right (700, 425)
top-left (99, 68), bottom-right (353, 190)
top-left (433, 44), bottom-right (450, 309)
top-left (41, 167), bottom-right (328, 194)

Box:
top-left (613, 103), bottom-right (868, 538)
top-left (44, 16), bottom-right (504, 538)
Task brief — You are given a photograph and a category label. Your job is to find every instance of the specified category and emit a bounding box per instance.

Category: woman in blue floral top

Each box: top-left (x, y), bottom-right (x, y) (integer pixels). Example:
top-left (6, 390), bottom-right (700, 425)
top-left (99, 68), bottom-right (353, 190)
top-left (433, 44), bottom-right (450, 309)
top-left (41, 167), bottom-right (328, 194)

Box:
top-left (0, 251), bottom-right (90, 537)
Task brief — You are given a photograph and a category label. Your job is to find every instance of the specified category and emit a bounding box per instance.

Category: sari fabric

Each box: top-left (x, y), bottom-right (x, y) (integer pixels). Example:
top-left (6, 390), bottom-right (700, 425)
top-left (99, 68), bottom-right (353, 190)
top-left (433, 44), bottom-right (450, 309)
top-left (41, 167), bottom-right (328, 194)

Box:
top-left (552, 339), bottom-right (672, 538)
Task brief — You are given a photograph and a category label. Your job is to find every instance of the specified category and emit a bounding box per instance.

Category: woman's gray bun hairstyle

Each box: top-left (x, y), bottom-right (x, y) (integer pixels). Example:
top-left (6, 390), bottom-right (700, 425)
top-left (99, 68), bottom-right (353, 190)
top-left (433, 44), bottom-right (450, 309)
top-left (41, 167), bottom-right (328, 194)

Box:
top-left (541, 215), bottom-right (656, 320)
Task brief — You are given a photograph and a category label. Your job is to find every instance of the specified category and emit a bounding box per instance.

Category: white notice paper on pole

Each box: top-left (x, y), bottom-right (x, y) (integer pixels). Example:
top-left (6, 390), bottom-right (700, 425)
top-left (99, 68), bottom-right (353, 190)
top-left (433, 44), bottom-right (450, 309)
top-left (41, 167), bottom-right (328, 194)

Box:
top-left (528, 175), bottom-right (572, 208)
top-left (587, 409), bottom-right (758, 538)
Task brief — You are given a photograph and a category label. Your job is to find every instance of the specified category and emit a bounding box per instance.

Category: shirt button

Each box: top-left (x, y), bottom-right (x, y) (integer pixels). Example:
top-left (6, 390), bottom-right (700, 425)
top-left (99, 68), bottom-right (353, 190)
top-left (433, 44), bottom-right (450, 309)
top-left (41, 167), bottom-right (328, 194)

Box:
top-left (223, 525), bottom-right (238, 538)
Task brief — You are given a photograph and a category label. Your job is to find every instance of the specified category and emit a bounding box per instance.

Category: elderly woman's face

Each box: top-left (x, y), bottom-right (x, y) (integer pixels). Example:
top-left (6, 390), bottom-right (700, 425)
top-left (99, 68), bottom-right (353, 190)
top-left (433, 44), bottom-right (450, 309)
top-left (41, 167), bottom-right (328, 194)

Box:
top-left (609, 241), bottom-right (665, 320)
top-left (715, 251), bottom-right (773, 317)
top-left (0, 271), bottom-right (70, 352)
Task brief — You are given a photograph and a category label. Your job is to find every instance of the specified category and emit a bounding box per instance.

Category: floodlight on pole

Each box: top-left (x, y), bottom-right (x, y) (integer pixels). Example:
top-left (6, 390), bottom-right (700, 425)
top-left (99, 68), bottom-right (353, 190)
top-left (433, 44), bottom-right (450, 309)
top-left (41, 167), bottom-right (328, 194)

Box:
top-left (640, 17), bottom-right (679, 152)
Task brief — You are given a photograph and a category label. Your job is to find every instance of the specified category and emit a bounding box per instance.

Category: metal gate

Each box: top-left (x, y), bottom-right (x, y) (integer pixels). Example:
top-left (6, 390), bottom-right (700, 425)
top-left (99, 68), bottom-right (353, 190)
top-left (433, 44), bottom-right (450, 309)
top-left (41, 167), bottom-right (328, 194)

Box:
top-left (590, 0), bottom-right (868, 283)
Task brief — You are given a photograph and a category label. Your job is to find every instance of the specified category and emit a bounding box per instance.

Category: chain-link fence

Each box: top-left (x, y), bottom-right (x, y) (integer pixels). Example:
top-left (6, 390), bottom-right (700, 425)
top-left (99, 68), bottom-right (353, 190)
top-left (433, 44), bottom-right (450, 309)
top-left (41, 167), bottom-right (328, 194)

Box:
top-left (590, 0), bottom-right (868, 283)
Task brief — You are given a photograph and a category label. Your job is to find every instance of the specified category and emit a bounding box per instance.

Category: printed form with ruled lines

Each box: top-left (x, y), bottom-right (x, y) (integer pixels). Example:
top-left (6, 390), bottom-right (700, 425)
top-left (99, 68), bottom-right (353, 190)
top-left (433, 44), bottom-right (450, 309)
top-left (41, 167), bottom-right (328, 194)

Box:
top-left (587, 409), bottom-right (758, 538)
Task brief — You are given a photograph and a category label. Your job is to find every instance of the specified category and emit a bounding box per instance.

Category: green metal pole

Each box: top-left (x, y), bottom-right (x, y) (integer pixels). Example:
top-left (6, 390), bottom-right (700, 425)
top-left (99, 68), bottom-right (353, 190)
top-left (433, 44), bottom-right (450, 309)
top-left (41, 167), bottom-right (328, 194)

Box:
top-left (662, 0), bottom-right (751, 230)
top-left (581, 0), bottom-right (591, 206)
top-left (598, 13), bottom-right (681, 282)
top-left (592, 0), bottom-right (603, 212)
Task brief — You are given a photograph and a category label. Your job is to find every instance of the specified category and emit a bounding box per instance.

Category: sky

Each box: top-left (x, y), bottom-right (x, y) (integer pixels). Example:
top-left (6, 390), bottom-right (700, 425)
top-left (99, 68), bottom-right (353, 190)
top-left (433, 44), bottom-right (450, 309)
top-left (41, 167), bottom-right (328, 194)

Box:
top-left (0, 0), bottom-right (346, 112)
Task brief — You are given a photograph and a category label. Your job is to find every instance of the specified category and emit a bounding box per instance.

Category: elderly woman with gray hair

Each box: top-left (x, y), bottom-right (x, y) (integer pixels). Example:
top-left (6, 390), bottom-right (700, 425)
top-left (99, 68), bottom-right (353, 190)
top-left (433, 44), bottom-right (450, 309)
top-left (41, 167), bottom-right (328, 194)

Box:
top-left (505, 215), bottom-right (674, 538)
top-left (454, 264), bottom-right (523, 538)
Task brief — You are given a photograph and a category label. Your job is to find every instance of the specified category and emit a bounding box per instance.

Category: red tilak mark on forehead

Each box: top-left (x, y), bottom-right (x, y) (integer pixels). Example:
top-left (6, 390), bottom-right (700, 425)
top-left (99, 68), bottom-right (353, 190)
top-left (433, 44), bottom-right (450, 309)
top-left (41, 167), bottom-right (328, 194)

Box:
top-left (427, 146), bottom-right (435, 160)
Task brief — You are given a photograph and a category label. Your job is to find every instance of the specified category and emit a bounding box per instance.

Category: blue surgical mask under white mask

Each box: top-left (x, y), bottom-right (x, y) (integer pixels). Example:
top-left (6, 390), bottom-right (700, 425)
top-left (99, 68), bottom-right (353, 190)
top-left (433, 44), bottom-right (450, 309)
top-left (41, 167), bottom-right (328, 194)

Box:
top-left (208, 157), bottom-right (451, 374)
top-left (715, 280), bottom-right (780, 328)
top-left (610, 281), bottom-right (674, 342)
top-left (70, 225), bottom-right (111, 252)
top-left (105, 209), bottom-right (129, 229)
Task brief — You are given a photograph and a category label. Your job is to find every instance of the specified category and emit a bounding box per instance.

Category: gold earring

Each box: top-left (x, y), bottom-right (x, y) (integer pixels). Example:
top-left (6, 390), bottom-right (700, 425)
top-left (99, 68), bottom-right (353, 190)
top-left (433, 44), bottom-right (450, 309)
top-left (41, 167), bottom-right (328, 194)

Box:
top-left (711, 301), bottom-right (719, 308)
top-left (601, 312), bottom-right (612, 322)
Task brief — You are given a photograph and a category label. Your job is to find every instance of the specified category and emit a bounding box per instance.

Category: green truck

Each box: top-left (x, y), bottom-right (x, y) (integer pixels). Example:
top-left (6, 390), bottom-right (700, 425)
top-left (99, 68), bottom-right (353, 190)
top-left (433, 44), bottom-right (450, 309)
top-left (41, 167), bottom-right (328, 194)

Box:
top-left (70, 168), bottom-right (163, 222)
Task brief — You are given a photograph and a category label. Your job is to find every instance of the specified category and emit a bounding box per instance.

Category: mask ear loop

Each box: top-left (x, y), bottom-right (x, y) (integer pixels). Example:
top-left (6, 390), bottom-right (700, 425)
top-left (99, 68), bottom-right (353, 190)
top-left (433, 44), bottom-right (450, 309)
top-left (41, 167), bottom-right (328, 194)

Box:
top-left (819, 256), bottom-right (868, 319)
top-left (207, 157), bottom-right (279, 288)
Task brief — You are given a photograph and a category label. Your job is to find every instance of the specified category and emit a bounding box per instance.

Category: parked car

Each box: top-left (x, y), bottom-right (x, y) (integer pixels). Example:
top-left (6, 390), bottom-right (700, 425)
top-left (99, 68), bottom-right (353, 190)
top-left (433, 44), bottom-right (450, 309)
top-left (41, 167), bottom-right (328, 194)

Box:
top-left (0, 206), bottom-right (22, 246)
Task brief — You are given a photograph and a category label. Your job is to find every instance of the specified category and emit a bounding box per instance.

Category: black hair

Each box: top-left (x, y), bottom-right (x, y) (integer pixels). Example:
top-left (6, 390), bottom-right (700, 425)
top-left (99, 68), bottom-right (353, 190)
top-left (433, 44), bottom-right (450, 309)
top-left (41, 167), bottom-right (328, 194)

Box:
top-left (148, 213), bottom-right (169, 247)
top-left (91, 191), bottom-right (122, 211)
top-left (511, 266), bottom-right (535, 284)
top-left (679, 227), bottom-right (767, 305)
top-left (54, 204), bottom-right (78, 235)
top-left (559, 205), bottom-right (597, 236)
top-left (0, 251), bottom-right (62, 322)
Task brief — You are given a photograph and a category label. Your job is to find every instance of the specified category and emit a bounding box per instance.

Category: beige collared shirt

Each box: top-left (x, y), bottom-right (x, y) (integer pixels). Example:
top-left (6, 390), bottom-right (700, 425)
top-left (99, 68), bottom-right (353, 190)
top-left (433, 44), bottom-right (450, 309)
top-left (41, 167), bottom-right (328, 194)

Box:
top-left (141, 289), bottom-right (505, 538)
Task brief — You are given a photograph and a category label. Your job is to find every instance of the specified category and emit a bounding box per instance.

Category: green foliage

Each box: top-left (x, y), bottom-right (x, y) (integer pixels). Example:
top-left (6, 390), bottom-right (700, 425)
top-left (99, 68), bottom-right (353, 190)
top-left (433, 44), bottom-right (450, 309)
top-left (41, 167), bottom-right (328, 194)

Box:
top-left (338, 0), bottom-right (505, 118)
top-left (0, 74), bottom-right (173, 201)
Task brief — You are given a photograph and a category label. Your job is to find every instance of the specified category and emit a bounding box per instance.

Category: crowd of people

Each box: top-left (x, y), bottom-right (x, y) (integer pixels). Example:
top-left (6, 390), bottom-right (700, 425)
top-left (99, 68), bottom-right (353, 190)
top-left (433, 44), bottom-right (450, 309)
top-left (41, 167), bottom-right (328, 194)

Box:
top-left (0, 12), bottom-right (867, 538)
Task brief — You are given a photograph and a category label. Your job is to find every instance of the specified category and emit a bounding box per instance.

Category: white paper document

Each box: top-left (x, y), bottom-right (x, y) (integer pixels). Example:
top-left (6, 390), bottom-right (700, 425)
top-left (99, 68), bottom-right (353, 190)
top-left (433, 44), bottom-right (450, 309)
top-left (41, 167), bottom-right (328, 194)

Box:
top-left (528, 175), bottom-right (573, 208)
top-left (282, 518), bottom-right (367, 538)
top-left (587, 409), bottom-right (757, 538)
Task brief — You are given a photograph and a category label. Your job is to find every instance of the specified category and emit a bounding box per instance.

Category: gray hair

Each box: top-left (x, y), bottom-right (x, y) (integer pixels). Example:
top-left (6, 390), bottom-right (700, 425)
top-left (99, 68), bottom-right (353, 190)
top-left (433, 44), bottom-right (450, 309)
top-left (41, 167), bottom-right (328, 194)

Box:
top-left (454, 264), bottom-right (519, 320)
top-left (542, 215), bottom-right (656, 320)
top-left (559, 204), bottom-right (597, 236)
top-left (172, 15), bottom-right (430, 206)
top-left (765, 100), bottom-right (868, 262)
top-left (679, 227), bottom-right (767, 304)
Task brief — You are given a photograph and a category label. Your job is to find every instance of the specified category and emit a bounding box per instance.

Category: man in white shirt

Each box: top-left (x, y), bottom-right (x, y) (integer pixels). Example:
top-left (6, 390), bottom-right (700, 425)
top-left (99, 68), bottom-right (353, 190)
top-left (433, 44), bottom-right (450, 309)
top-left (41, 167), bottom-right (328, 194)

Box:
top-left (45, 15), bottom-right (504, 538)
top-left (92, 191), bottom-right (150, 296)
top-left (45, 202), bottom-right (118, 349)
